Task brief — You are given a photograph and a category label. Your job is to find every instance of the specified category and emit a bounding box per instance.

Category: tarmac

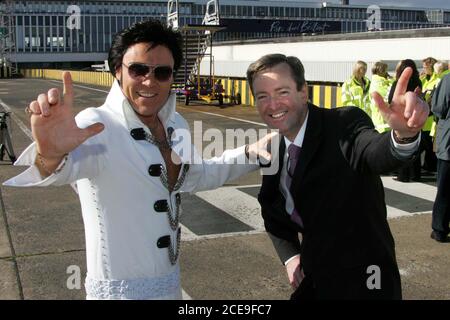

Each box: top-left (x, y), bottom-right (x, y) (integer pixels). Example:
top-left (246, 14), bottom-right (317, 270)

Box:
top-left (0, 78), bottom-right (449, 300)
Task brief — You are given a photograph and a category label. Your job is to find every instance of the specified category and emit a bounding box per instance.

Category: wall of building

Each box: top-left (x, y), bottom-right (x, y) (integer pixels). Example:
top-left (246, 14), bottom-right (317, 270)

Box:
top-left (200, 32), bottom-right (450, 82)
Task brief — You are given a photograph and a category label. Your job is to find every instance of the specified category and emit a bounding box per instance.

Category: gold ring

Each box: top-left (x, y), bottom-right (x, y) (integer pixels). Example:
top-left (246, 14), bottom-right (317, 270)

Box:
top-left (24, 106), bottom-right (33, 115)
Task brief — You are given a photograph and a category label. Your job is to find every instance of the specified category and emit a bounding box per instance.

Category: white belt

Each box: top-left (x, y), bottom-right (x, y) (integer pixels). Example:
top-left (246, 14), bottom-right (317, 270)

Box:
top-left (85, 266), bottom-right (180, 300)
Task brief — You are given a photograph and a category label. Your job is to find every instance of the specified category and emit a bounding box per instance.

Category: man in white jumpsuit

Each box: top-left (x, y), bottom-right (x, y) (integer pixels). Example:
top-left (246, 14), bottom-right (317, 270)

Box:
top-left (3, 19), bottom-right (272, 299)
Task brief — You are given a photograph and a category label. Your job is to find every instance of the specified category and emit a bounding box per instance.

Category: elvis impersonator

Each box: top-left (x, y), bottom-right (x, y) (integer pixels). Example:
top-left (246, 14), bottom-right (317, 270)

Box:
top-left (3, 20), bottom-right (272, 299)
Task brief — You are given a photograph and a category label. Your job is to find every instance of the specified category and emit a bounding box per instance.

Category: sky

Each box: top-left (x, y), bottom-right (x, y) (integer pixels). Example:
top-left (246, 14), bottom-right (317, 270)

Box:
top-left (312, 0), bottom-right (450, 10)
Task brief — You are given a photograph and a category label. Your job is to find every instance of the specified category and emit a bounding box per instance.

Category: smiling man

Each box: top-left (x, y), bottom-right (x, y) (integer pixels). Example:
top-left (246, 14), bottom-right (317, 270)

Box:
top-left (247, 54), bottom-right (430, 300)
top-left (3, 19), bottom-right (272, 300)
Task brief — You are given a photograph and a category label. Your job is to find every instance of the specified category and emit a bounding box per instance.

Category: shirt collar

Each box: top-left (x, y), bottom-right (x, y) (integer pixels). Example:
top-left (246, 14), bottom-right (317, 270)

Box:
top-left (105, 80), bottom-right (177, 131)
top-left (284, 110), bottom-right (309, 150)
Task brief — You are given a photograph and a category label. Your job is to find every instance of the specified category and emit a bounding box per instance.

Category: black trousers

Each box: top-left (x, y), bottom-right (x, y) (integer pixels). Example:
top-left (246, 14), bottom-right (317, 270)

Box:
top-left (432, 159), bottom-right (450, 235)
top-left (290, 264), bottom-right (402, 300)
top-left (422, 131), bottom-right (437, 172)
top-left (397, 156), bottom-right (421, 182)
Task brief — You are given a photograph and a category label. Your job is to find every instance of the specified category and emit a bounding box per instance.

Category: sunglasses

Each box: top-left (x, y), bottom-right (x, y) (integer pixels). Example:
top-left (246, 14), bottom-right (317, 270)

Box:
top-left (122, 63), bottom-right (173, 82)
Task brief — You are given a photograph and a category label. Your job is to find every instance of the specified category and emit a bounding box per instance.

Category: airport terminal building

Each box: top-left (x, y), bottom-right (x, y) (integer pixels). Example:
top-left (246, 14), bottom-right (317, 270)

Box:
top-left (1, 0), bottom-right (450, 70)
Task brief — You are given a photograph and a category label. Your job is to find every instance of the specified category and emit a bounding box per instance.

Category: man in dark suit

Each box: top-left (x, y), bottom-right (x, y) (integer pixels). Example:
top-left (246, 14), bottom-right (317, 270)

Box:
top-left (430, 73), bottom-right (450, 243)
top-left (246, 54), bottom-right (430, 299)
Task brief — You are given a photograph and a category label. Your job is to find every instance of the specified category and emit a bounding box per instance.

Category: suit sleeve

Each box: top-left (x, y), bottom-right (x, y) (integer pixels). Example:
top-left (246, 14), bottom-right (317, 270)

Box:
top-left (432, 74), bottom-right (450, 121)
top-left (267, 232), bottom-right (301, 265)
top-left (3, 108), bottom-right (108, 187)
top-left (337, 107), bottom-right (411, 174)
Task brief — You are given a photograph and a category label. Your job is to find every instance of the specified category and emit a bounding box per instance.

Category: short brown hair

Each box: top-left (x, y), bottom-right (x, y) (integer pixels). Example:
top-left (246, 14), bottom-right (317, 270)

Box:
top-left (422, 57), bottom-right (437, 67)
top-left (246, 54), bottom-right (306, 95)
top-left (371, 61), bottom-right (388, 76)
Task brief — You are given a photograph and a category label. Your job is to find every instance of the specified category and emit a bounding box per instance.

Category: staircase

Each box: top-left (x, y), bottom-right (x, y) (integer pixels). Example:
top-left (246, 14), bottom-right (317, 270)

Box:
top-left (169, 0), bottom-right (223, 89)
top-left (173, 29), bottom-right (210, 87)
top-left (0, 0), bottom-right (18, 77)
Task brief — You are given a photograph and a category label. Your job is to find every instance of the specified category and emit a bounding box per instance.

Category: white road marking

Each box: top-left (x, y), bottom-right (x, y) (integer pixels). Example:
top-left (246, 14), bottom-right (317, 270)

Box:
top-left (387, 206), bottom-right (432, 219)
top-left (49, 80), bottom-right (110, 94)
top-left (182, 289), bottom-right (192, 300)
top-left (195, 186), bottom-right (265, 231)
top-left (381, 176), bottom-right (437, 202)
top-left (182, 229), bottom-right (265, 242)
top-left (178, 106), bottom-right (267, 127)
top-left (180, 224), bottom-right (197, 241)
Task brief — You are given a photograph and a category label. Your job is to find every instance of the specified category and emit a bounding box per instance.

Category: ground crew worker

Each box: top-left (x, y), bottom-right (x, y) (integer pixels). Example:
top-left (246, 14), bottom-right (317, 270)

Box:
top-left (420, 57), bottom-right (437, 88)
top-left (369, 61), bottom-right (393, 133)
top-left (430, 61), bottom-right (450, 142)
top-left (421, 61), bottom-right (449, 172)
top-left (341, 61), bottom-right (371, 116)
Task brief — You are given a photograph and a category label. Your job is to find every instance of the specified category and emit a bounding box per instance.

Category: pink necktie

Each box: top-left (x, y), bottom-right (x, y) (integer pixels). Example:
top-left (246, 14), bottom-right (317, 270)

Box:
top-left (286, 144), bottom-right (303, 227)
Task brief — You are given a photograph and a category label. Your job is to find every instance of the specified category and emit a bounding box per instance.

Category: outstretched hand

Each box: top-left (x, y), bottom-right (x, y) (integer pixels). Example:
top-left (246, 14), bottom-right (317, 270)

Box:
top-left (28, 71), bottom-right (104, 160)
top-left (247, 131), bottom-right (279, 165)
top-left (371, 67), bottom-right (429, 138)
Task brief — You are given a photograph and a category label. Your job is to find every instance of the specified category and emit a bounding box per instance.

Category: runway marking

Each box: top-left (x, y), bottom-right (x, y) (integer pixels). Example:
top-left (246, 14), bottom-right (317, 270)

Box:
top-left (180, 224), bottom-right (197, 241)
top-left (178, 106), bottom-right (267, 127)
top-left (387, 206), bottom-right (432, 219)
top-left (182, 182), bottom-right (435, 235)
top-left (381, 176), bottom-right (437, 202)
top-left (49, 80), bottom-right (110, 94)
top-left (195, 186), bottom-right (265, 231)
top-left (181, 229), bottom-right (265, 242)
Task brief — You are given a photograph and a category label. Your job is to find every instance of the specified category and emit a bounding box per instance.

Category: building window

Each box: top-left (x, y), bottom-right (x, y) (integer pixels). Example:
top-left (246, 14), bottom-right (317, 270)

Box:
top-left (255, 6), bottom-right (267, 17)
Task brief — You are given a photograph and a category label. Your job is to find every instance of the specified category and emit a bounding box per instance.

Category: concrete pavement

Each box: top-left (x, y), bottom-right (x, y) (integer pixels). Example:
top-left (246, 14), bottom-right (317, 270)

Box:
top-left (0, 78), bottom-right (449, 300)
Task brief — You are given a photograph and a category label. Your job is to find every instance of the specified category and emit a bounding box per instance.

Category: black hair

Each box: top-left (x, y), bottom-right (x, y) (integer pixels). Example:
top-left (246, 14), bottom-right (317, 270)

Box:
top-left (388, 59), bottom-right (422, 104)
top-left (108, 19), bottom-right (183, 78)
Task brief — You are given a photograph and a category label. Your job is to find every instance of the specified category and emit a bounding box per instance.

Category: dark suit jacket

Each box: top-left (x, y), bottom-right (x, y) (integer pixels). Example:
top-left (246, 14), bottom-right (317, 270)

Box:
top-left (259, 104), bottom-right (412, 298)
top-left (432, 73), bottom-right (450, 161)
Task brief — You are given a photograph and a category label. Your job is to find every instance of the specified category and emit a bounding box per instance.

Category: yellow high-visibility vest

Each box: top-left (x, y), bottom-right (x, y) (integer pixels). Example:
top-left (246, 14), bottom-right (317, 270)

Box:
top-left (341, 76), bottom-right (371, 116)
top-left (369, 74), bottom-right (393, 133)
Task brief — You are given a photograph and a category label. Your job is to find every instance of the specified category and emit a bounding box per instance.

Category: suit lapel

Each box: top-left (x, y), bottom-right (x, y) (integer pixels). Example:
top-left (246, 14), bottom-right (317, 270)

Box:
top-left (260, 137), bottom-right (285, 198)
top-left (290, 104), bottom-right (323, 194)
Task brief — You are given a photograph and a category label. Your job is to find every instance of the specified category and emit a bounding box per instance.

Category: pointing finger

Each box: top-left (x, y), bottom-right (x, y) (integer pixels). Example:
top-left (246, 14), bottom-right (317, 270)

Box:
top-left (394, 67), bottom-right (413, 101)
top-left (403, 91), bottom-right (416, 119)
top-left (62, 71), bottom-right (74, 107)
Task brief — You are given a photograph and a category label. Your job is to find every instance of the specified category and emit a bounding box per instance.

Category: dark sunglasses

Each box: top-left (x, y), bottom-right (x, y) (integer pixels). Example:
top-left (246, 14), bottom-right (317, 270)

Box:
top-left (122, 63), bottom-right (173, 82)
